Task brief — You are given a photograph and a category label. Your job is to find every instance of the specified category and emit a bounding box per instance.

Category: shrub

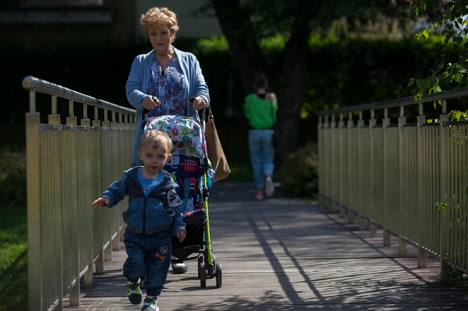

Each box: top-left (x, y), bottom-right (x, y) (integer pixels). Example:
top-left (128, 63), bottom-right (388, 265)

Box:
top-left (0, 147), bottom-right (26, 205)
top-left (278, 141), bottom-right (318, 198)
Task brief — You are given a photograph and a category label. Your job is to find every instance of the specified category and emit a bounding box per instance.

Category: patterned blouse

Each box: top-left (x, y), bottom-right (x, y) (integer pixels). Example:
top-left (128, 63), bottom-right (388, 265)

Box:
top-left (147, 57), bottom-right (187, 117)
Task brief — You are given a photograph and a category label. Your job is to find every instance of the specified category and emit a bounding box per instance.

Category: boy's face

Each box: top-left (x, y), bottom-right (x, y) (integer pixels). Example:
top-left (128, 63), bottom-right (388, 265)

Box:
top-left (138, 143), bottom-right (172, 178)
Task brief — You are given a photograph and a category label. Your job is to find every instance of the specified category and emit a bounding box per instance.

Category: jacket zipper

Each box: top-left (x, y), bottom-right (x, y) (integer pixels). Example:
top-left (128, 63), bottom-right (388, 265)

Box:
top-left (131, 169), bottom-right (173, 235)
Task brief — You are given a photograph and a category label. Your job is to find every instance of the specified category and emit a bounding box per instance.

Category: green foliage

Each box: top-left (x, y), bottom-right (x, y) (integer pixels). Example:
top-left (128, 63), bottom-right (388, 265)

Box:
top-left (194, 34), bottom-right (443, 122)
top-left (196, 36), bottom-right (230, 52)
top-left (447, 264), bottom-right (468, 289)
top-left (0, 147), bottom-right (26, 205)
top-left (409, 0), bottom-right (468, 100)
top-left (303, 37), bottom-right (441, 119)
top-left (278, 141), bottom-right (319, 198)
top-left (259, 34), bottom-right (286, 49)
top-left (435, 199), bottom-right (448, 211)
top-left (449, 109), bottom-right (468, 121)
top-left (0, 203), bottom-right (28, 311)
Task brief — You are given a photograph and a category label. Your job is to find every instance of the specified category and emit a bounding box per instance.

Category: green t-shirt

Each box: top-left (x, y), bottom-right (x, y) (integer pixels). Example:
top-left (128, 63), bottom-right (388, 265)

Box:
top-left (243, 93), bottom-right (278, 129)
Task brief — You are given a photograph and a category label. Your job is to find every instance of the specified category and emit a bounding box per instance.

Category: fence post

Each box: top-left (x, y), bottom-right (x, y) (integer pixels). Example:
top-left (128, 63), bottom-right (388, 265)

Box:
top-left (369, 111), bottom-right (377, 238)
top-left (347, 113), bottom-right (354, 224)
top-left (322, 115), bottom-right (330, 208)
top-left (318, 116), bottom-right (324, 206)
top-left (382, 109), bottom-right (391, 246)
top-left (48, 112), bottom-right (64, 310)
top-left (65, 114), bottom-right (80, 306)
top-left (339, 113), bottom-right (346, 218)
top-left (439, 110), bottom-right (450, 281)
top-left (417, 108), bottom-right (427, 268)
top-left (26, 111), bottom-right (41, 311)
top-left (358, 112), bottom-right (365, 230)
top-left (398, 106), bottom-right (407, 257)
top-left (330, 114), bottom-right (337, 213)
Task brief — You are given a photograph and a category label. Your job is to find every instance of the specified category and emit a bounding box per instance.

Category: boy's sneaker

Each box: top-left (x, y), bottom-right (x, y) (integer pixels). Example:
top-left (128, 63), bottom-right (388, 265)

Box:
top-left (127, 279), bottom-right (142, 305)
top-left (265, 177), bottom-right (274, 197)
top-left (141, 296), bottom-right (159, 311)
top-left (172, 262), bottom-right (188, 274)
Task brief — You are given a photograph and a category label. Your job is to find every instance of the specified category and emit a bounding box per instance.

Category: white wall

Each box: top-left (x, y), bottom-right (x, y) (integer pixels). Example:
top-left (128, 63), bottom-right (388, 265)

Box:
top-left (135, 0), bottom-right (223, 41)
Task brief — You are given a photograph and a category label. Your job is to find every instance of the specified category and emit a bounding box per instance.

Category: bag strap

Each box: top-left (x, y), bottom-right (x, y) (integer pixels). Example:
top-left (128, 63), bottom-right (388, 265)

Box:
top-left (208, 105), bottom-right (214, 121)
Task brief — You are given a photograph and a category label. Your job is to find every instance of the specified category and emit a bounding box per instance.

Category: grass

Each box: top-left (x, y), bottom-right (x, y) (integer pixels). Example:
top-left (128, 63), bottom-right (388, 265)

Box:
top-left (0, 202), bottom-right (28, 311)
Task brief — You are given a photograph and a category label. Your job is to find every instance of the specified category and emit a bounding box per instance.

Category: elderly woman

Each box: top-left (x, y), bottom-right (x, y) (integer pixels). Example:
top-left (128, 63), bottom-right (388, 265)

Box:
top-left (126, 7), bottom-right (210, 167)
top-left (126, 7), bottom-right (210, 278)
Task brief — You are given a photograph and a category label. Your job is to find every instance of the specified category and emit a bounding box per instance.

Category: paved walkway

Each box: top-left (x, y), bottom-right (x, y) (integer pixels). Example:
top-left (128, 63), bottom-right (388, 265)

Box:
top-left (65, 182), bottom-right (468, 310)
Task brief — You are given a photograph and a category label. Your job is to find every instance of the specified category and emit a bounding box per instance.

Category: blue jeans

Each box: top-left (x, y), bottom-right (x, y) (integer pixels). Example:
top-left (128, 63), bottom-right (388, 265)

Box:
top-left (123, 227), bottom-right (172, 297)
top-left (248, 129), bottom-right (275, 189)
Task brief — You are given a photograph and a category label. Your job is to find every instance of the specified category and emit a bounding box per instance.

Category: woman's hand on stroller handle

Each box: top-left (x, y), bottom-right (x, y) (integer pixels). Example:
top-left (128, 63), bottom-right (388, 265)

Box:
top-left (142, 95), bottom-right (160, 111)
top-left (190, 96), bottom-right (207, 120)
top-left (189, 96), bottom-right (207, 112)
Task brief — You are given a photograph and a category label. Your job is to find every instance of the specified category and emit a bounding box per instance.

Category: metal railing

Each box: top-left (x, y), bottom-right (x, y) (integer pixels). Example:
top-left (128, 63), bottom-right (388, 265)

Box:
top-left (318, 88), bottom-right (468, 280)
top-left (23, 76), bottom-right (136, 310)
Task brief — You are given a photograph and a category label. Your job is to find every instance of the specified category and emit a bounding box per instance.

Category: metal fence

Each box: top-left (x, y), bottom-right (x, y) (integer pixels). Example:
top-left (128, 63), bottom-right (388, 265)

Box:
top-left (318, 88), bottom-right (468, 280)
top-left (23, 76), bottom-right (136, 311)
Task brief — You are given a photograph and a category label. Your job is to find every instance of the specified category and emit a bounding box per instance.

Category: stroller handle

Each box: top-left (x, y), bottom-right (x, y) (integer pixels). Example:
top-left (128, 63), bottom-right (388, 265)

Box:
top-left (189, 96), bottom-right (206, 121)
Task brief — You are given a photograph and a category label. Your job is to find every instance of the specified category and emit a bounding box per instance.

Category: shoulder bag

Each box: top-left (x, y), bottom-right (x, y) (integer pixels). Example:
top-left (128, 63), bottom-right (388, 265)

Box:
top-left (205, 106), bottom-right (230, 182)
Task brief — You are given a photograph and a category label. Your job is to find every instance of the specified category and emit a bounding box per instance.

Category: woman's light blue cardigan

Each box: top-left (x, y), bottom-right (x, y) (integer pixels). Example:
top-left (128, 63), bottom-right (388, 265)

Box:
top-left (126, 46), bottom-right (210, 166)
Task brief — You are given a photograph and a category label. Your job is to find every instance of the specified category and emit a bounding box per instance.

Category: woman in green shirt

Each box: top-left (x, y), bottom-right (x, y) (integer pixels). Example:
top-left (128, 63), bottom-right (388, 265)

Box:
top-left (243, 72), bottom-right (278, 200)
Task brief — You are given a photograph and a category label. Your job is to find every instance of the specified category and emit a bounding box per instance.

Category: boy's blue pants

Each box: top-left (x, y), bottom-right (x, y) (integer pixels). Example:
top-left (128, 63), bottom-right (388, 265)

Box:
top-left (123, 227), bottom-right (172, 297)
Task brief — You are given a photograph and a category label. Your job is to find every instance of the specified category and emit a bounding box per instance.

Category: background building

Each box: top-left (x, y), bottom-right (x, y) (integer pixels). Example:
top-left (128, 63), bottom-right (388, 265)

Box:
top-left (0, 0), bottom-right (222, 51)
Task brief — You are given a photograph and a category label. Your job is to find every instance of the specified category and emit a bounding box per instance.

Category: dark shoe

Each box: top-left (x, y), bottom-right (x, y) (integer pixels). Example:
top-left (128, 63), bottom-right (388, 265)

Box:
top-left (172, 262), bottom-right (188, 274)
top-left (127, 279), bottom-right (142, 305)
top-left (141, 296), bottom-right (159, 311)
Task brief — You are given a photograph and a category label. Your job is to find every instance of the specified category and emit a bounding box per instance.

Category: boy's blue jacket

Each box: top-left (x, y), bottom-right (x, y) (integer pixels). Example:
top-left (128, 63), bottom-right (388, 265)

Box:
top-left (101, 167), bottom-right (186, 236)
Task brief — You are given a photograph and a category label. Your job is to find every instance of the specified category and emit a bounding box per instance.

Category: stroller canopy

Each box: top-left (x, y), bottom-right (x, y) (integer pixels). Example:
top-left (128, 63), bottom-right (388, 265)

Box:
top-left (143, 115), bottom-right (205, 160)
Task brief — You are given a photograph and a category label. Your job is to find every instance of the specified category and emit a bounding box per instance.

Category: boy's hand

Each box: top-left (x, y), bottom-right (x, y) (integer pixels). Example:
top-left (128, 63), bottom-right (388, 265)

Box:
top-left (92, 197), bottom-right (109, 210)
top-left (176, 230), bottom-right (186, 243)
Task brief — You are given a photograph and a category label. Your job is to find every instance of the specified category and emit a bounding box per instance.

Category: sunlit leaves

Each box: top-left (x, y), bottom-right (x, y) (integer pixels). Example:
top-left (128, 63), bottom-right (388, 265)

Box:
top-left (408, 0), bottom-right (468, 100)
top-left (449, 109), bottom-right (468, 121)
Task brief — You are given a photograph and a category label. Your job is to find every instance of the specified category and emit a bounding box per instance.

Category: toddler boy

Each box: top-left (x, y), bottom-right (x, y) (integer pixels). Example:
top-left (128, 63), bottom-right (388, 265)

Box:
top-left (92, 130), bottom-right (186, 311)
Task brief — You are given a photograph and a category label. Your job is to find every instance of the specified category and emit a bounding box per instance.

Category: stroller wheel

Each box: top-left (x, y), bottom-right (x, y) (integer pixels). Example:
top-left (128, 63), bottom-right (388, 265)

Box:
top-left (215, 262), bottom-right (222, 288)
top-left (197, 256), bottom-right (203, 279)
top-left (199, 263), bottom-right (206, 288)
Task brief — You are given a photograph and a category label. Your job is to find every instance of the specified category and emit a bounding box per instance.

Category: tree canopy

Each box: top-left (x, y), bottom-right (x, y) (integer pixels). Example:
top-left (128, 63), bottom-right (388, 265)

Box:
top-left (408, 0), bottom-right (468, 102)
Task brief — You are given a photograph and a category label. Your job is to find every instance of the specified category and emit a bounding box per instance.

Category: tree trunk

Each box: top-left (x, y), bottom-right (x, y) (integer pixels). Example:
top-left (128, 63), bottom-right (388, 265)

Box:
top-left (275, 6), bottom-right (310, 167)
top-left (211, 0), bottom-right (267, 94)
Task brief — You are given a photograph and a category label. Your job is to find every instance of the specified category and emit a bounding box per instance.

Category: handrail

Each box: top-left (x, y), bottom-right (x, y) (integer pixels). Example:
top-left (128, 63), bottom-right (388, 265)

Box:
top-left (22, 75), bottom-right (135, 115)
top-left (318, 85), bottom-right (468, 115)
